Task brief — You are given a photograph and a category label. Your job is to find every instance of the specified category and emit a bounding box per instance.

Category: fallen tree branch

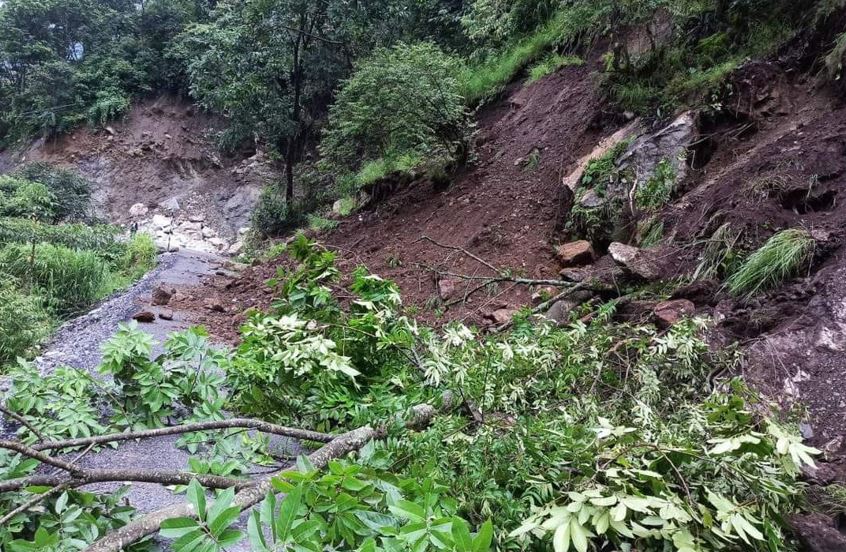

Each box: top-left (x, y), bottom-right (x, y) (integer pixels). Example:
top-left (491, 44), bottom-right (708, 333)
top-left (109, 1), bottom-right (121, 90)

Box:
top-left (414, 235), bottom-right (500, 273)
top-left (0, 469), bottom-right (249, 494)
top-left (0, 485), bottom-right (67, 526)
top-left (0, 439), bottom-right (84, 476)
top-left (0, 404), bottom-right (46, 442)
top-left (87, 405), bottom-right (439, 552)
top-left (85, 426), bottom-right (379, 552)
top-left (493, 282), bottom-right (592, 333)
top-left (30, 418), bottom-right (334, 452)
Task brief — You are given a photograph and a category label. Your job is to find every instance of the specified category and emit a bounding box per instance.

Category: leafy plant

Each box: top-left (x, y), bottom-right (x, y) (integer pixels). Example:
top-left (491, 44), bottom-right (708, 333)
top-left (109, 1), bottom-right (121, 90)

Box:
top-left (0, 279), bottom-right (50, 366)
top-left (527, 53), bottom-right (583, 83)
top-left (322, 42), bottom-right (468, 178)
top-left (726, 229), bottom-right (815, 297)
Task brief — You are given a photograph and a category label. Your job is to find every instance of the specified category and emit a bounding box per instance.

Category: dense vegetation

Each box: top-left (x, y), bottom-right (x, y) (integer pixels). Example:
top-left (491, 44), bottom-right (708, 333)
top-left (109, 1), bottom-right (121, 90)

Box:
top-left (0, 237), bottom-right (821, 551)
top-left (1, 1), bottom-right (842, 549)
top-left (4, 0), bottom-right (835, 238)
top-left (0, 164), bottom-right (155, 368)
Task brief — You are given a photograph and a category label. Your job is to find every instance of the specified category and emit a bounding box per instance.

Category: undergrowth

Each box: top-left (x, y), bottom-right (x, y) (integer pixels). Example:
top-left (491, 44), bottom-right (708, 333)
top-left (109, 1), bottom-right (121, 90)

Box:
top-left (0, 236), bottom-right (819, 551)
top-left (726, 229), bottom-right (815, 298)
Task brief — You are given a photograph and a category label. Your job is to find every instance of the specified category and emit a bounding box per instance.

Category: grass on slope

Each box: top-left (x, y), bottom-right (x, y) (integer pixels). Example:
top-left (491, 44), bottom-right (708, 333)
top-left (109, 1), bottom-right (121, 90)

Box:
top-left (726, 229), bottom-right (815, 297)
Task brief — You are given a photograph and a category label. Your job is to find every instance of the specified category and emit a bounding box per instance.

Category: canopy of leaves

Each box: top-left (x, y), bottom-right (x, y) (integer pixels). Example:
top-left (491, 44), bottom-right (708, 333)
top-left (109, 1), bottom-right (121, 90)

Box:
top-left (321, 42), bottom-right (468, 178)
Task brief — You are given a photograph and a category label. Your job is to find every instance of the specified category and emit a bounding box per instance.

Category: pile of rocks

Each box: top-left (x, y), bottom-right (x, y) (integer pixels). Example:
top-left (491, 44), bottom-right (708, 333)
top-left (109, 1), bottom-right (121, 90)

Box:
top-left (129, 202), bottom-right (245, 255)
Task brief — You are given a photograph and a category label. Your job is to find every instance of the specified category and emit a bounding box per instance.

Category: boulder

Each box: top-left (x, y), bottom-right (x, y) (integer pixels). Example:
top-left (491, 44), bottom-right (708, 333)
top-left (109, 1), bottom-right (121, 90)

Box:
top-left (152, 214), bottom-right (172, 230)
top-left (204, 298), bottom-right (226, 313)
top-left (556, 240), bottom-right (595, 267)
top-left (208, 237), bottom-right (227, 250)
top-left (559, 268), bottom-right (587, 282)
top-left (129, 203), bottom-right (148, 218)
top-left (544, 290), bottom-right (595, 326)
top-left (160, 197), bottom-right (181, 213)
top-left (227, 241), bottom-right (244, 256)
top-left (202, 226), bottom-right (217, 239)
top-left (179, 221), bottom-right (202, 232)
top-left (132, 311), bottom-right (156, 323)
top-left (608, 242), bottom-right (660, 281)
top-left (189, 214), bottom-right (205, 223)
top-left (438, 278), bottom-right (461, 301)
top-left (653, 299), bottom-right (695, 328)
top-left (151, 286), bottom-right (173, 306)
top-left (790, 513), bottom-right (846, 552)
top-left (158, 311), bottom-right (175, 321)
top-left (485, 308), bottom-right (517, 325)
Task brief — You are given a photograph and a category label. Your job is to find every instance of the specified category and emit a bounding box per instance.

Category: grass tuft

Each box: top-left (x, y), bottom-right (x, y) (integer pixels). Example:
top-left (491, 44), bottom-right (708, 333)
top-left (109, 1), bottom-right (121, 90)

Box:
top-left (527, 53), bottom-right (583, 83)
top-left (726, 229), bottom-right (815, 297)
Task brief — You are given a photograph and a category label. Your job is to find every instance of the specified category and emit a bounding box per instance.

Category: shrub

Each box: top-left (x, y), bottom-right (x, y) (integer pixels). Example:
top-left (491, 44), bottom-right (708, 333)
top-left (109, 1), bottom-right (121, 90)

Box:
top-left (0, 217), bottom-right (125, 261)
top-left (726, 229), bottom-right (815, 297)
top-left (251, 187), bottom-right (309, 239)
top-left (12, 163), bottom-right (92, 222)
top-left (0, 278), bottom-right (50, 365)
top-left (119, 233), bottom-right (157, 280)
top-left (87, 89), bottom-right (132, 126)
top-left (322, 42), bottom-right (468, 176)
top-left (0, 243), bottom-right (112, 316)
top-left (0, 177), bottom-right (57, 221)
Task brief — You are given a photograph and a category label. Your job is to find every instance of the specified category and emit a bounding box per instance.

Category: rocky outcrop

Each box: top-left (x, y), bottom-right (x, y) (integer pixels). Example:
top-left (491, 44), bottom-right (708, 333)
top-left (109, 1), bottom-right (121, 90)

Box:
top-left (790, 513), bottom-right (846, 552)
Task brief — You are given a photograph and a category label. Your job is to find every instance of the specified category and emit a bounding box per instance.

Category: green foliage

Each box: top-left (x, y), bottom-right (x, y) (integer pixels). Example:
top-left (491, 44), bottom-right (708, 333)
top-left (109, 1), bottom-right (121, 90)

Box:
top-left (635, 158), bottom-right (676, 211)
top-left (0, 279), bottom-right (50, 366)
top-left (251, 187), bottom-right (310, 239)
top-left (99, 324), bottom-right (228, 429)
top-left (12, 164), bottom-right (92, 223)
top-left (0, 243), bottom-right (111, 317)
top-left (118, 233), bottom-right (157, 281)
top-left (527, 53), bottom-right (583, 83)
top-left (354, 153), bottom-right (425, 188)
top-left (0, 218), bottom-right (123, 258)
top-left (322, 42), bottom-right (468, 178)
top-left (2, 486), bottom-right (139, 551)
top-left (0, 177), bottom-right (56, 222)
top-left (693, 223), bottom-right (742, 281)
top-left (461, 3), bottom-right (612, 104)
top-left (87, 90), bottom-right (131, 126)
top-left (726, 229), bottom-right (815, 298)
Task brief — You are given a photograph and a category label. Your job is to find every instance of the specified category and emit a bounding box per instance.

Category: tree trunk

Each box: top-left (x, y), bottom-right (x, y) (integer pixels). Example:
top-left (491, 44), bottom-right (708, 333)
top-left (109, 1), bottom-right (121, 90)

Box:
top-left (285, 157), bottom-right (295, 202)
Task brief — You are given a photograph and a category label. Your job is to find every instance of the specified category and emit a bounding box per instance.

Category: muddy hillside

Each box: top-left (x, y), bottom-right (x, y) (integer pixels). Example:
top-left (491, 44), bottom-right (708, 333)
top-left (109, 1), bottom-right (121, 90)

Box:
top-left (187, 34), bottom-right (846, 542)
top-left (0, 95), bottom-right (275, 254)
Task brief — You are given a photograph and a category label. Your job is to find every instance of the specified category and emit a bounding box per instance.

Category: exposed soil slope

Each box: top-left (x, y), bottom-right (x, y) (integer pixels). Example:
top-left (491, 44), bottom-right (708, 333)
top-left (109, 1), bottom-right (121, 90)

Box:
top-left (0, 95), bottom-right (272, 236)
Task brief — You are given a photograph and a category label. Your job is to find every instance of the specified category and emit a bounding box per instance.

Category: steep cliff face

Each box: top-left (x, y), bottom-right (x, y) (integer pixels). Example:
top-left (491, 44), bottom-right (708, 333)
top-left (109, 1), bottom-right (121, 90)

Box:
top-left (0, 95), bottom-right (274, 241)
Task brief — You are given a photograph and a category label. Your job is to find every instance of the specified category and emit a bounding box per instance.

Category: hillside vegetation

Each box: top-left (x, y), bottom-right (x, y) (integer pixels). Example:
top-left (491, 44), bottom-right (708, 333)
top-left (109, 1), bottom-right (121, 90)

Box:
top-left (2, 1), bottom-right (846, 551)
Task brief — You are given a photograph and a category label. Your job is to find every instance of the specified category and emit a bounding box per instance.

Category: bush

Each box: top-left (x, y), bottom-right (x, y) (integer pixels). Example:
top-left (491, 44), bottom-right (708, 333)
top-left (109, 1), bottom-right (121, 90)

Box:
top-left (0, 278), bottom-right (50, 365)
top-left (0, 176), bottom-right (57, 221)
top-left (0, 217), bottom-right (125, 261)
top-left (0, 243), bottom-right (112, 316)
top-left (87, 89), bottom-right (132, 126)
top-left (251, 187), bottom-right (310, 239)
top-left (322, 42), bottom-right (468, 176)
top-left (119, 233), bottom-right (157, 280)
top-left (12, 164), bottom-right (92, 222)
top-left (726, 229), bottom-right (815, 297)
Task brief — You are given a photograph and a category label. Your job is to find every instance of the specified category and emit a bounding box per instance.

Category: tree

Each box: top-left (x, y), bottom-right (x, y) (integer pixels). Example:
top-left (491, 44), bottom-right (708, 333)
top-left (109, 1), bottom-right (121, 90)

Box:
top-left (180, 0), bottom-right (349, 202)
top-left (321, 42), bottom-right (468, 176)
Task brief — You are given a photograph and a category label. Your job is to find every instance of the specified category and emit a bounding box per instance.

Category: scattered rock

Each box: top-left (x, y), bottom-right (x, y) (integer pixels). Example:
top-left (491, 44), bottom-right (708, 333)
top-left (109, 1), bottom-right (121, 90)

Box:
top-left (105, 126), bottom-right (115, 136)
top-left (559, 268), bottom-right (587, 282)
top-left (227, 241), bottom-right (244, 256)
top-left (556, 240), bottom-right (595, 267)
top-left (653, 299), bottom-right (695, 328)
top-left (129, 203), bottom-right (148, 217)
top-left (608, 242), bottom-right (660, 281)
top-left (152, 214), bottom-right (172, 229)
top-left (160, 197), bottom-right (181, 213)
top-left (544, 290), bottom-right (594, 325)
top-left (158, 311), bottom-right (175, 321)
top-left (132, 311), bottom-right (156, 323)
top-left (485, 308), bottom-right (517, 325)
top-left (189, 214), bottom-right (205, 223)
top-left (151, 286), bottom-right (173, 306)
top-left (204, 298), bottom-right (226, 313)
top-left (202, 226), bottom-right (217, 239)
top-left (790, 513), bottom-right (846, 552)
top-left (670, 279), bottom-right (720, 306)
top-left (208, 237), bottom-right (227, 250)
top-left (438, 278), bottom-right (461, 301)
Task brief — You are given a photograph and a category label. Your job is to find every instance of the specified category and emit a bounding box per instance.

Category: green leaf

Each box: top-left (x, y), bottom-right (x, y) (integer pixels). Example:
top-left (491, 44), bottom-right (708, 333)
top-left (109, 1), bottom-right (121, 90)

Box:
top-left (570, 518), bottom-right (588, 552)
top-left (451, 517), bottom-right (473, 552)
top-left (248, 511), bottom-right (268, 551)
top-left (553, 520), bottom-right (570, 552)
top-left (473, 520), bottom-right (494, 552)
top-left (275, 484), bottom-right (304, 541)
top-left (186, 479), bottom-right (207, 522)
top-left (389, 500), bottom-right (426, 522)
top-left (161, 517), bottom-right (201, 540)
